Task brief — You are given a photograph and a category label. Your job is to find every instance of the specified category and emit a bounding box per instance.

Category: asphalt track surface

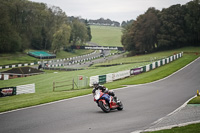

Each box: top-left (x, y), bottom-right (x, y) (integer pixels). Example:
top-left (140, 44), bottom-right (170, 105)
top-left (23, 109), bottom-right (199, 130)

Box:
top-left (0, 57), bottom-right (200, 133)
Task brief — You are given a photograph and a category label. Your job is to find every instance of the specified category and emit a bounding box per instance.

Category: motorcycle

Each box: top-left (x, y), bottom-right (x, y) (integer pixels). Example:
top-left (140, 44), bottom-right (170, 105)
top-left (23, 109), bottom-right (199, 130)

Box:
top-left (93, 89), bottom-right (123, 113)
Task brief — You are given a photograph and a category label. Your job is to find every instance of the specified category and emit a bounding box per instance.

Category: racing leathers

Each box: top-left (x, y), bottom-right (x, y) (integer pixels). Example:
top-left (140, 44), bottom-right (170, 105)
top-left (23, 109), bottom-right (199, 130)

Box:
top-left (92, 85), bottom-right (118, 102)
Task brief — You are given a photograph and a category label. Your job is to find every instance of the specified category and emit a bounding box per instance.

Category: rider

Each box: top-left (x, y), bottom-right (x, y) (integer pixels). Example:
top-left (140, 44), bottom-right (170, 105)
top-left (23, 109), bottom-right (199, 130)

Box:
top-left (92, 81), bottom-right (119, 103)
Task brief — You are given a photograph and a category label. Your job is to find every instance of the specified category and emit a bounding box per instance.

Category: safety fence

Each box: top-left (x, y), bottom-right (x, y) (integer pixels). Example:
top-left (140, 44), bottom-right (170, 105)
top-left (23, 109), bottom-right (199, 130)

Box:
top-left (53, 80), bottom-right (74, 91)
top-left (53, 75), bottom-right (89, 91)
top-left (89, 52), bottom-right (183, 86)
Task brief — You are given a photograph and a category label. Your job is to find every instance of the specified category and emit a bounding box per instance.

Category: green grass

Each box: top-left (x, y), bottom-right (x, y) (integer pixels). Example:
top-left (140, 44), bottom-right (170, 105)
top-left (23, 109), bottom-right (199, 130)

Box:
top-left (90, 25), bottom-right (122, 47)
top-left (0, 52), bottom-right (38, 66)
top-left (94, 47), bottom-right (199, 67)
top-left (147, 123), bottom-right (200, 133)
top-left (0, 49), bottom-right (93, 66)
top-left (188, 96), bottom-right (200, 104)
top-left (0, 47), bottom-right (199, 112)
top-left (103, 52), bottom-right (199, 89)
top-left (56, 49), bottom-right (94, 59)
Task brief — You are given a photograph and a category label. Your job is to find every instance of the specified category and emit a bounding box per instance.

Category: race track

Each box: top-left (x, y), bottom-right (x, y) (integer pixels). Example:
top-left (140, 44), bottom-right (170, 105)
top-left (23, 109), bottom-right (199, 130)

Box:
top-left (0, 57), bottom-right (199, 133)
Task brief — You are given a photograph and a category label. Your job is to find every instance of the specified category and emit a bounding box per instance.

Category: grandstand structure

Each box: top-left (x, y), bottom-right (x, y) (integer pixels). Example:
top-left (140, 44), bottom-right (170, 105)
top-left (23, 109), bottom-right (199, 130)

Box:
top-left (28, 51), bottom-right (56, 59)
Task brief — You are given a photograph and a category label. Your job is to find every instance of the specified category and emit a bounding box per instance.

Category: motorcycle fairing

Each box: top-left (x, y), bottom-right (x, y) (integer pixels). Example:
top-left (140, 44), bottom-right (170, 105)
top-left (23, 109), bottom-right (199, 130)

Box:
top-left (101, 93), bottom-right (110, 103)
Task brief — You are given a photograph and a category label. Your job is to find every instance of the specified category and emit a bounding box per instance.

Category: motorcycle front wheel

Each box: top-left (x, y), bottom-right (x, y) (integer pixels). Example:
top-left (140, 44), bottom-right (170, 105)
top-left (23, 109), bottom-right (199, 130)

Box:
top-left (99, 101), bottom-right (110, 113)
top-left (117, 101), bottom-right (123, 111)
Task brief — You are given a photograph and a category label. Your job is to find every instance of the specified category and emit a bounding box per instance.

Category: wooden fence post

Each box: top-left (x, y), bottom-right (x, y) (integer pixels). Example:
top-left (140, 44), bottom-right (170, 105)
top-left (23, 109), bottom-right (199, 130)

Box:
top-left (72, 79), bottom-right (74, 90)
top-left (53, 81), bottom-right (55, 91)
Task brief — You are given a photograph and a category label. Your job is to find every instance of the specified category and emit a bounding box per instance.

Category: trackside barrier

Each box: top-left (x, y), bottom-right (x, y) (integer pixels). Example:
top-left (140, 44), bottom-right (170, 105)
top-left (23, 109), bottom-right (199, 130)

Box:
top-left (0, 87), bottom-right (16, 97)
top-left (89, 76), bottom-right (99, 87)
top-left (89, 52), bottom-right (183, 86)
top-left (53, 80), bottom-right (75, 91)
top-left (112, 70), bottom-right (130, 81)
top-left (16, 83), bottom-right (35, 95)
top-left (106, 73), bottom-right (113, 83)
top-left (0, 83), bottom-right (35, 97)
top-left (90, 70), bottom-right (130, 87)
top-left (99, 75), bottom-right (106, 84)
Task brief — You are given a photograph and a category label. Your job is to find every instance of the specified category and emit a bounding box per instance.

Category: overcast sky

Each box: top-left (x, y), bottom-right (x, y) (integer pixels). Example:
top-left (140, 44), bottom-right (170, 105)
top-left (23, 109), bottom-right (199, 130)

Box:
top-left (31, 0), bottom-right (192, 23)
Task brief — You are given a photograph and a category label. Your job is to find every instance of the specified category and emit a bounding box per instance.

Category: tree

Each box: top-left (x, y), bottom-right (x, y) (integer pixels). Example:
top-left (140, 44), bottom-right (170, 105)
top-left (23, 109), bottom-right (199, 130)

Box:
top-left (184, 0), bottom-right (200, 46)
top-left (85, 19), bottom-right (92, 42)
top-left (0, 0), bottom-right (21, 53)
top-left (121, 23), bottom-right (136, 53)
top-left (70, 18), bottom-right (88, 45)
top-left (157, 4), bottom-right (187, 49)
top-left (52, 24), bottom-right (71, 54)
top-left (121, 8), bottom-right (160, 54)
top-left (134, 8), bottom-right (160, 53)
top-left (121, 1), bottom-right (200, 54)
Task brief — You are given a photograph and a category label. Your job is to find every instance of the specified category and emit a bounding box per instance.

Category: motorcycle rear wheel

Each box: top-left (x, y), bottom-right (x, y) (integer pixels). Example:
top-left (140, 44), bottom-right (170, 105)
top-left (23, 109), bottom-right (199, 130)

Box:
top-left (99, 101), bottom-right (110, 113)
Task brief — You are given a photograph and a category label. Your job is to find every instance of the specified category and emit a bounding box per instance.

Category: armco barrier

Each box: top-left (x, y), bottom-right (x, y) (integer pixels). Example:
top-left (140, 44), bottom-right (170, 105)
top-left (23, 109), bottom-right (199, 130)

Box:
top-left (89, 52), bottom-right (183, 86)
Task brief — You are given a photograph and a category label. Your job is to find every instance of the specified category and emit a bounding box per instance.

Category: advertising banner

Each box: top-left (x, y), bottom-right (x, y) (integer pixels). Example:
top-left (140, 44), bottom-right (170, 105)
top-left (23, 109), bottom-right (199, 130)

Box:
top-left (16, 84), bottom-right (35, 95)
top-left (0, 87), bottom-right (16, 97)
top-left (106, 73), bottom-right (113, 83)
top-left (112, 70), bottom-right (130, 81)
top-left (89, 76), bottom-right (99, 87)
top-left (71, 45), bottom-right (124, 51)
top-left (130, 68), bottom-right (142, 75)
top-left (99, 75), bottom-right (106, 84)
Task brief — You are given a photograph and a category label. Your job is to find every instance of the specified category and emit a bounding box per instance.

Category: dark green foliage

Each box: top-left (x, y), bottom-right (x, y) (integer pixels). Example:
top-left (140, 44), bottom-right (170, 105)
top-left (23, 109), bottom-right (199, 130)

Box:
top-left (0, 0), bottom-right (91, 53)
top-left (122, 0), bottom-right (200, 55)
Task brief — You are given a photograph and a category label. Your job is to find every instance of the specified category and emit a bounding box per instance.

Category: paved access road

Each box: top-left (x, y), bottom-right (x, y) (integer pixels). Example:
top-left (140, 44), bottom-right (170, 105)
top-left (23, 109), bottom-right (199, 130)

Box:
top-left (0, 58), bottom-right (199, 133)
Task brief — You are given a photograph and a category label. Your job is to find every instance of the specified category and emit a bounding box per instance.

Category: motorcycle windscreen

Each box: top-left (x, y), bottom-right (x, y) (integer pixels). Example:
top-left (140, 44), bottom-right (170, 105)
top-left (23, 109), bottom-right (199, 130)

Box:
top-left (94, 92), bottom-right (101, 100)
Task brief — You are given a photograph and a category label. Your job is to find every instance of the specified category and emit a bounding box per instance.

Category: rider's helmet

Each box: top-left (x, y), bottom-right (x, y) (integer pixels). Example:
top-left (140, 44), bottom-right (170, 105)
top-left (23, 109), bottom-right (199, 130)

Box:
top-left (93, 81), bottom-right (99, 89)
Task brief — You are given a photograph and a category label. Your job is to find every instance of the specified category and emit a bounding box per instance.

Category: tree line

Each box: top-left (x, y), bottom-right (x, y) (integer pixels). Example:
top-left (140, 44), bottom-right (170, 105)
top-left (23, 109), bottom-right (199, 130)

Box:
top-left (121, 0), bottom-right (200, 55)
top-left (0, 0), bottom-right (92, 53)
top-left (88, 18), bottom-right (120, 27)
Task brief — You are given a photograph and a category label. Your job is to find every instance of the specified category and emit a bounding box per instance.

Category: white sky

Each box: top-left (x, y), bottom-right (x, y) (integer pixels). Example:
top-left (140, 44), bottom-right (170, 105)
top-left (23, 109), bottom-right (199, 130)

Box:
top-left (30, 0), bottom-right (192, 23)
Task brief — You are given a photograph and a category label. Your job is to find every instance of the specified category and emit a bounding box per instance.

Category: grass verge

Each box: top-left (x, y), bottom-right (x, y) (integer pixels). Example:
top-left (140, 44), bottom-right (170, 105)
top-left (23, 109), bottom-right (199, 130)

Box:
top-left (0, 47), bottom-right (199, 112)
top-left (188, 96), bottom-right (200, 104)
top-left (147, 123), bottom-right (200, 133)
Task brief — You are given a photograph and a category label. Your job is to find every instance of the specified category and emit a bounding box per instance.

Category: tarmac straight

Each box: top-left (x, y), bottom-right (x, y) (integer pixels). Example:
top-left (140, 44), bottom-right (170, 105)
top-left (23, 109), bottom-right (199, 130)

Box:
top-left (0, 58), bottom-right (200, 133)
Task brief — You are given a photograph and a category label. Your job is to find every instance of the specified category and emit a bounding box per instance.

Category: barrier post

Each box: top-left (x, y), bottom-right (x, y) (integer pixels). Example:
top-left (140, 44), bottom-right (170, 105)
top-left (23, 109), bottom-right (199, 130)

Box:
top-left (53, 82), bottom-right (55, 91)
top-left (72, 79), bottom-right (74, 90)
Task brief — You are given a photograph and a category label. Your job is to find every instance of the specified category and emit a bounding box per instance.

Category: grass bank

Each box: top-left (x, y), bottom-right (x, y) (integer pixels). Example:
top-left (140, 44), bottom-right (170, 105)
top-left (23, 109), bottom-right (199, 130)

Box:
top-left (147, 122), bottom-right (200, 133)
top-left (188, 96), bottom-right (200, 104)
top-left (0, 49), bottom-right (93, 66)
top-left (90, 25), bottom-right (122, 47)
top-left (0, 47), bottom-right (199, 112)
